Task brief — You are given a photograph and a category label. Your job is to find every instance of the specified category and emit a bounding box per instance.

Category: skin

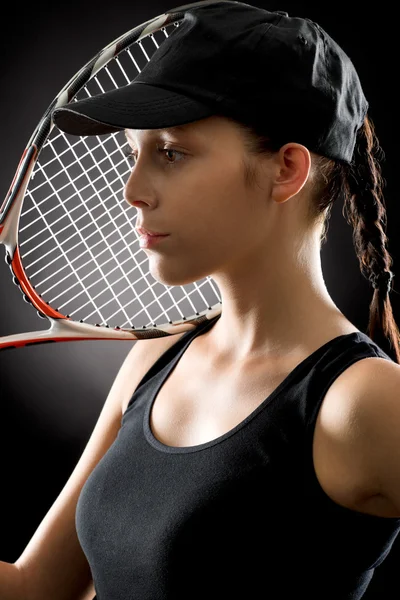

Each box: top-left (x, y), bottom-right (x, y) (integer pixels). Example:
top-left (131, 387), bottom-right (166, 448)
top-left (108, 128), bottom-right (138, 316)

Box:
top-left (124, 114), bottom-right (356, 365)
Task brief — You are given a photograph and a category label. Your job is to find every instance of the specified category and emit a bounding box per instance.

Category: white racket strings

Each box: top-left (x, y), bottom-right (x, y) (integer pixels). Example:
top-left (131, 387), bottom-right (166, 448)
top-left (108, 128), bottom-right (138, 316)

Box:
top-left (18, 23), bottom-right (222, 330)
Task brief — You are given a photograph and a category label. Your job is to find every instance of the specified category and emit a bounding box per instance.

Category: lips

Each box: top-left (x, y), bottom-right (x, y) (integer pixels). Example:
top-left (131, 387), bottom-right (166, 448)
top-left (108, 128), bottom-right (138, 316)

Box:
top-left (136, 226), bottom-right (169, 237)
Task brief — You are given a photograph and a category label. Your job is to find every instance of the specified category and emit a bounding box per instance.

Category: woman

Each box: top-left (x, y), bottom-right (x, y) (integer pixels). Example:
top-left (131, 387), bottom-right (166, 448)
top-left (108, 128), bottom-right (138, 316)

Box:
top-left (3, 2), bottom-right (400, 599)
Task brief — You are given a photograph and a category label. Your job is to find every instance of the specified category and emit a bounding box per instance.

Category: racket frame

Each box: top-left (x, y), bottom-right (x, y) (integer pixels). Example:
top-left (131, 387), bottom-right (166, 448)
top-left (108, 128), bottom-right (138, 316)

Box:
top-left (0, 0), bottom-right (224, 349)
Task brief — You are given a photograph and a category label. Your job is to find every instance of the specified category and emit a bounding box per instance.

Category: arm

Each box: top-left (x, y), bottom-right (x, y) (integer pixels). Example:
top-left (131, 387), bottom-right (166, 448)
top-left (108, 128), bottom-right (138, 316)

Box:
top-left (352, 357), bottom-right (400, 516)
top-left (0, 562), bottom-right (24, 600)
top-left (316, 356), bottom-right (400, 518)
top-left (2, 335), bottom-right (181, 600)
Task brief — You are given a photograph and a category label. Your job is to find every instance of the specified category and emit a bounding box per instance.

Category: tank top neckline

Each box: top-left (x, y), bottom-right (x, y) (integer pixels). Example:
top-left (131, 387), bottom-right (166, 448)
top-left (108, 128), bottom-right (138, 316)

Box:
top-left (143, 317), bottom-right (366, 454)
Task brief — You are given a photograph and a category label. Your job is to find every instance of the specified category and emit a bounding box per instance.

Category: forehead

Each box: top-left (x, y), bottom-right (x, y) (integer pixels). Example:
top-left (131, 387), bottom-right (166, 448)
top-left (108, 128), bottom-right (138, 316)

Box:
top-left (124, 116), bottom-right (248, 149)
top-left (124, 124), bottom-right (194, 140)
top-left (124, 115), bottom-right (242, 140)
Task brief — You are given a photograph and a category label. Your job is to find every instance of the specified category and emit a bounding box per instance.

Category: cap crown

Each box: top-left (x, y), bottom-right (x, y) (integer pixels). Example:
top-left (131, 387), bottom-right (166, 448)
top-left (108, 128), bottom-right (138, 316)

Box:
top-left (135, 1), bottom-right (368, 162)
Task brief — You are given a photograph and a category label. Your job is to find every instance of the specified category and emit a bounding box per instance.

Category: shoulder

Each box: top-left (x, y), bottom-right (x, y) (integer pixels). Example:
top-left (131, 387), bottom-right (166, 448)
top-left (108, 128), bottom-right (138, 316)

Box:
top-left (314, 355), bottom-right (400, 516)
top-left (347, 356), bottom-right (400, 514)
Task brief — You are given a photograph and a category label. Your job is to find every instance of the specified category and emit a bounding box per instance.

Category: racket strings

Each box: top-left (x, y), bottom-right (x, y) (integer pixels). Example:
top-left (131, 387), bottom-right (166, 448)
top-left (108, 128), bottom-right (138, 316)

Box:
top-left (49, 135), bottom-right (140, 323)
top-left (32, 218), bottom-right (137, 286)
top-left (18, 21), bottom-right (222, 328)
top-left (43, 139), bottom-right (135, 324)
top-left (23, 149), bottom-right (133, 324)
top-left (20, 135), bottom-right (129, 232)
top-left (22, 132), bottom-right (150, 325)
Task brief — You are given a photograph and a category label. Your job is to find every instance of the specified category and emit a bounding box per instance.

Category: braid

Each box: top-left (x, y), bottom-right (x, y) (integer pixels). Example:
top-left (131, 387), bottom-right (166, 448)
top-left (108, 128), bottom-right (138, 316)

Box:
top-left (342, 116), bottom-right (400, 363)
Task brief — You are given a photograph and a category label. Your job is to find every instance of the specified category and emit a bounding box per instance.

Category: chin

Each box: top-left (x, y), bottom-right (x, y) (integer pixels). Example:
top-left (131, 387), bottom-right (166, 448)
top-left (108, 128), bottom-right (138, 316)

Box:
top-left (147, 257), bottom-right (211, 288)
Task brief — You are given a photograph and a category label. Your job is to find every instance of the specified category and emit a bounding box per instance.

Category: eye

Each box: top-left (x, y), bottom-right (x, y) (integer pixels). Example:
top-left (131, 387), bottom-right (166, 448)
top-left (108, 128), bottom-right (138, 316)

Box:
top-left (157, 147), bottom-right (185, 165)
top-left (123, 147), bottom-right (137, 164)
top-left (123, 146), bottom-right (185, 167)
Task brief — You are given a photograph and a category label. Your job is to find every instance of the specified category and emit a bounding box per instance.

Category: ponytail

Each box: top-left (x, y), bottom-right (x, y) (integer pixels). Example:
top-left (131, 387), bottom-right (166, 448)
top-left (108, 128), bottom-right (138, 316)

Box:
top-left (341, 117), bottom-right (400, 362)
top-left (312, 116), bottom-right (400, 362)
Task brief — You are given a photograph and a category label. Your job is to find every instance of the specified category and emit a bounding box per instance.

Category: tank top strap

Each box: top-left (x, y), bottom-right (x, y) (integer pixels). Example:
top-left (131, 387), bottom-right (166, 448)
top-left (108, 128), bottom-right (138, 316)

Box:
top-left (129, 314), bottom-right (221, 402)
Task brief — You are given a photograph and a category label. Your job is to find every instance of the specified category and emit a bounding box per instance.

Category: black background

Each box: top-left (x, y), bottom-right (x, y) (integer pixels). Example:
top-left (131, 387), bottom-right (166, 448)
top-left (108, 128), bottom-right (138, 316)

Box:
top-left (0, 1), bottom-right (399, 597)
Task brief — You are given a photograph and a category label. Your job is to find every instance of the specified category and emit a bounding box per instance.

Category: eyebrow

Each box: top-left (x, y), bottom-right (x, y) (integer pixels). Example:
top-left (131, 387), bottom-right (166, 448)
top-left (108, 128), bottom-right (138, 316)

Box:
top-left (124, 125), bottom-right (188, 140)
top-left (160, 126), bottom-right (187, 134)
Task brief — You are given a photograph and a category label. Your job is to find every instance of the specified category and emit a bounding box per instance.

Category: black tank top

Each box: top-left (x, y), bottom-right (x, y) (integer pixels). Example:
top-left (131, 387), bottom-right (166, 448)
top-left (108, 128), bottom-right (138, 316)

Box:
top-left (76, 314), bottom-right (400, 599)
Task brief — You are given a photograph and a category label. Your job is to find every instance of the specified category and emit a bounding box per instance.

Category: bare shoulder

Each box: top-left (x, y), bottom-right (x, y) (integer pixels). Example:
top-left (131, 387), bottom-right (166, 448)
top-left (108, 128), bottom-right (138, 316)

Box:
top-left (120, 331), bottom-right (188, 415)
top-left (313, 354), bottom-right (400, 517)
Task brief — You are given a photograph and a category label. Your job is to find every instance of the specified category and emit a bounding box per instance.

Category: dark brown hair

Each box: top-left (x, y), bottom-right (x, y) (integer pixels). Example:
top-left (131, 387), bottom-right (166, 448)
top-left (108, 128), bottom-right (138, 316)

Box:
top-left (235, 115), bottom-right (400, 364)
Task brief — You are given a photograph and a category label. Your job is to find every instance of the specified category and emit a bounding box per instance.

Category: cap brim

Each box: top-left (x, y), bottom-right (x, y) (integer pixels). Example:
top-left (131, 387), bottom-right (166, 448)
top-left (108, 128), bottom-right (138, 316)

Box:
top-left (52, 82), bottom-right (216, 136)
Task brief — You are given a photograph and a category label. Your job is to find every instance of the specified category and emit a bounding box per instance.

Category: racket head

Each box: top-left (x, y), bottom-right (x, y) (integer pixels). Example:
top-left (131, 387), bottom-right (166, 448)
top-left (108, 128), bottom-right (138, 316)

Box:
top-left (0, 1), bottom-right (225, 349)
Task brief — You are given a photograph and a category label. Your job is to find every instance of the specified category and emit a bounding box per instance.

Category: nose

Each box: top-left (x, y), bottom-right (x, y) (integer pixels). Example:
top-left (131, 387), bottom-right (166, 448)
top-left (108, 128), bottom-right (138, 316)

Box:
top-left (123, 165), bottom-right (154, 209)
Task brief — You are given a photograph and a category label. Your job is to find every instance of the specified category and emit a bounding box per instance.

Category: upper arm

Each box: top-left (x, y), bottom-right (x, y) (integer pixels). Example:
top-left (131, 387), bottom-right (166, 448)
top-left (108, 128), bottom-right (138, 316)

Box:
top-left (14, 333), bottom-right (184, 600)
top-left (353, 357), bottom-right (400, 516)
top-left (313, 356), bottom-right (400, 517)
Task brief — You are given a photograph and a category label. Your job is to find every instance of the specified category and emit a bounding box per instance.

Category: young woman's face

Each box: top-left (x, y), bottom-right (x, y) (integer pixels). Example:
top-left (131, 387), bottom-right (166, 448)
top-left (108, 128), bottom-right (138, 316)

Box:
top-left (124, 115), bottom-right (276, 287)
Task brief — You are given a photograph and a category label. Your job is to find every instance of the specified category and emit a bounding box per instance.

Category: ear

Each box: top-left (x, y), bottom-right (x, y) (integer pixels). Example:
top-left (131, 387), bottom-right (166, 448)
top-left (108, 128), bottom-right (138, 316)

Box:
top-left (270, 143), bottom-right (311, 204)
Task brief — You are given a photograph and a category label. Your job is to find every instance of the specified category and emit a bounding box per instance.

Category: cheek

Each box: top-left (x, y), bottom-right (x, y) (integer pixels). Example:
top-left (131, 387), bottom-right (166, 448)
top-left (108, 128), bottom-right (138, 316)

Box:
top-left (144, 159), bottom-right (263, 284)
top-left (178, 158), bottom-right (248, 223)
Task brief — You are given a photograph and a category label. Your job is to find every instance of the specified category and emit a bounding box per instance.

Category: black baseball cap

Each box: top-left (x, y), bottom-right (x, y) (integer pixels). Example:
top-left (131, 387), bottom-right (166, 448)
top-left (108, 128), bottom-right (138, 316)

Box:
top-left (52, 0), bottom-right (368, 164)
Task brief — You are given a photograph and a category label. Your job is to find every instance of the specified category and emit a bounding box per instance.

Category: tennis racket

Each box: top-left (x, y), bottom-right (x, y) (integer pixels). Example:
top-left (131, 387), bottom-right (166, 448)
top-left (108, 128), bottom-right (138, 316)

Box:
top-left (0, 0), bottom-right (224, 351)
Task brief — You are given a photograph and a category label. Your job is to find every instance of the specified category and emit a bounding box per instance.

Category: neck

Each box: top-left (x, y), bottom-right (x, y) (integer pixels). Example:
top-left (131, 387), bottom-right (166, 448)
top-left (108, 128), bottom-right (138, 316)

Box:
top-left (202, 230), bottom-right (352, 362)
